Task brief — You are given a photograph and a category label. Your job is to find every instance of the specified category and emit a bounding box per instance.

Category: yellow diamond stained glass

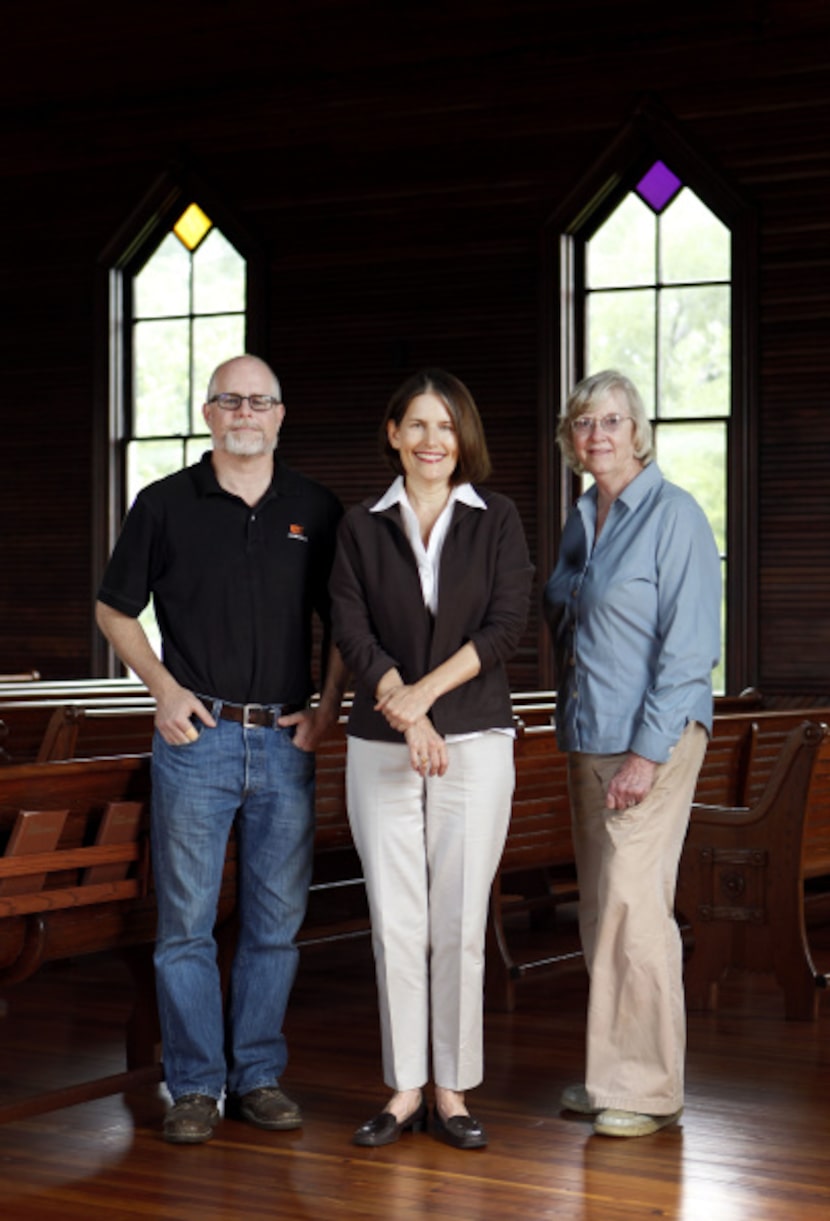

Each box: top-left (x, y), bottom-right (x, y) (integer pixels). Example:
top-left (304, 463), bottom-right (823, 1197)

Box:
top-left (173, 203), bottom-right (213, 251)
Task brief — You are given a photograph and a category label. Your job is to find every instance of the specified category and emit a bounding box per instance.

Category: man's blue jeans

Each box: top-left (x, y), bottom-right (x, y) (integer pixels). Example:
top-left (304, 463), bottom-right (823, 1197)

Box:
top-left (150, 713), bottom-right (315, 1102)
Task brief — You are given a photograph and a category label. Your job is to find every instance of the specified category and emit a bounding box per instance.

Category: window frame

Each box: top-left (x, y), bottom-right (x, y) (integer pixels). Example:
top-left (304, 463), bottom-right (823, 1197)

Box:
top-left (539, 98), bottom-right (758, 693)
top-left (92, 171), bottom-right (266, 673)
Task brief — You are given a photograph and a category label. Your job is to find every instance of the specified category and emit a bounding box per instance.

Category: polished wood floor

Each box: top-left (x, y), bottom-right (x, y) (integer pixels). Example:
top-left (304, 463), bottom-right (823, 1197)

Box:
top-left (1, 904), bottom-right (829, 1221)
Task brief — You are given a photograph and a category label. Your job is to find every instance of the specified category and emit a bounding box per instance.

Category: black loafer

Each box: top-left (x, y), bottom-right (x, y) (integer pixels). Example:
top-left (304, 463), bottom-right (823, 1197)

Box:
top-left (432, 1108), bottom-right (488, 1149)
top-left (352, 1100), bottom-right (428, 1147)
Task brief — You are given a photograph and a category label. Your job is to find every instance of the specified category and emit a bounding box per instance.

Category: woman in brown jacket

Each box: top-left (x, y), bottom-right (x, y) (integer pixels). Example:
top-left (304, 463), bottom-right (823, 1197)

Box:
top-left (330, 368), bottom-right (532, 1150)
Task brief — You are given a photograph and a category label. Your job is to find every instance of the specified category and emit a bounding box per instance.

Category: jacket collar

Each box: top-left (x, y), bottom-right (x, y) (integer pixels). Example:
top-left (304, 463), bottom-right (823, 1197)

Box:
top-left (369, 475), bottom-right (487, 514)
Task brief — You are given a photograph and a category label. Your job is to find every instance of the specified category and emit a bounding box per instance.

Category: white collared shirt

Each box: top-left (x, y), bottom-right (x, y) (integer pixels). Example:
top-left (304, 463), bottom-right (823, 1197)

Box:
top-left (370, 476), bottom-right (486, 614)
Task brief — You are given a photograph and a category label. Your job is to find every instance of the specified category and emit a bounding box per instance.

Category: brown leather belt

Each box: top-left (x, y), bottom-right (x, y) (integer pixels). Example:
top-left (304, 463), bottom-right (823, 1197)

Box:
top-left (200, 699), bottom-right (307, 729)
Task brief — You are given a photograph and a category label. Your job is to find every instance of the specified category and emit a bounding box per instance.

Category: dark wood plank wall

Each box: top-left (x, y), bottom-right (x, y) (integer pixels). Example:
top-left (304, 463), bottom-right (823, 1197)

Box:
top-left (1, 1), bottom-right (828, 694)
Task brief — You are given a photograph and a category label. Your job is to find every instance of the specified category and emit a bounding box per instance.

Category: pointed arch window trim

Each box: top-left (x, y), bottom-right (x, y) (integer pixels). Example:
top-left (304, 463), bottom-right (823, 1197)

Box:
top-left (92, 169), bottom-right (267, 673)
top-left (539, 97), bottom-right (759, 694)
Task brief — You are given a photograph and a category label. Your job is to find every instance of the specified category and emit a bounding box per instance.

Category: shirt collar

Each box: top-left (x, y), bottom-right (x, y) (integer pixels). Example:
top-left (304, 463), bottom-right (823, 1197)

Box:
top-left (370, 475), bottom-right (487, 513)
top-left (617, 460), bottom-right (662, 510)
top-left (192, 451), bottom-right (299, 500)
top-left (582, 460), bottom-right (662, 516)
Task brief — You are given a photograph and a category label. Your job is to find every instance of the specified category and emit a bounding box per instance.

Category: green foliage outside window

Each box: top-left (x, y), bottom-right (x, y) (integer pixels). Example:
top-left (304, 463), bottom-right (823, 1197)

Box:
top-left (585, 183), bottom-right (730, 691)
top-left (126, 213), bottom-right (247, 658)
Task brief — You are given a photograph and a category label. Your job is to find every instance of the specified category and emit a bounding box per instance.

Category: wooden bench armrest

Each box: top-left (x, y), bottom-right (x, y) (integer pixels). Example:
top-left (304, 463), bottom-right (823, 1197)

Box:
top-left (690, 801), bottom-right (751, 822)
top-left (692, 721), bottom-right (826, 822)
top-left (515, 722), bottom-right (557, 739)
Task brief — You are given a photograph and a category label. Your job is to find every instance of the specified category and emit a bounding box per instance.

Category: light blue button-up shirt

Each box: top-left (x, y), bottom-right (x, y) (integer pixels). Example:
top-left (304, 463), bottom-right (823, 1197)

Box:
top-left (543, 462), bottom-right (721, 763)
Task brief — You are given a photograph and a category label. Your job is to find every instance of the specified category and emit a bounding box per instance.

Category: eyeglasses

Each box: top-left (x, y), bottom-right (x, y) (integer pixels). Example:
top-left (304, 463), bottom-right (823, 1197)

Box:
top-left (208, 393), bottom-right (281, 412)
top-left (571, 413), bottom-right (632, 436)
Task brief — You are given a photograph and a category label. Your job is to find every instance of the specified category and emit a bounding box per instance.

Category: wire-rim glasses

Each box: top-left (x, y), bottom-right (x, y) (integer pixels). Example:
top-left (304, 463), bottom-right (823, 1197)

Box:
top-left (571, 413), bottom-right (632, 436)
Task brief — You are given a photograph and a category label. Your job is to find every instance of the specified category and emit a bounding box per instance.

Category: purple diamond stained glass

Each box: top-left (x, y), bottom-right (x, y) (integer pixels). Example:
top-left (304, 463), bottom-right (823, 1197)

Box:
top-left (635, 161), bottom-right (682, 213)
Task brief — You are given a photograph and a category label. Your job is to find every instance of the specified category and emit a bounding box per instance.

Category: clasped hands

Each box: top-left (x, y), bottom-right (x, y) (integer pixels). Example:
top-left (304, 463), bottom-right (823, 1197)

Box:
top-left (376, 683), bottom-right (448, 777)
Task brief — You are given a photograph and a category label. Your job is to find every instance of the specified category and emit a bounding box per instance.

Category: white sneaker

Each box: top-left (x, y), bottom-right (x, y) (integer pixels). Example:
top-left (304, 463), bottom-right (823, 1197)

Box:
top-left (560, 1084), bottom-right (601, 1115)
top-left (593, 1107), bottom-right (683, 1138)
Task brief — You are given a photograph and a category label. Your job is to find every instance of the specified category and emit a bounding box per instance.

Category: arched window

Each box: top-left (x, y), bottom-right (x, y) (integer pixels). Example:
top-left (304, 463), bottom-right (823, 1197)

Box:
top-left (585, 165), bottom-right (730, 691)
top-left (541, 100), bottom-right (758, 694)
top-left (128, 202), bottom-right (246, 508)
top-left (94, 175), bottom-right (265, 670)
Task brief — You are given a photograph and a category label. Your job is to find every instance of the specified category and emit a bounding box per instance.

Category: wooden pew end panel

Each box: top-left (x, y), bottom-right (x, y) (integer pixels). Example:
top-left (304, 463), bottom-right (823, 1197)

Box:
top-left (677, 720), bottom-right (829, 1021)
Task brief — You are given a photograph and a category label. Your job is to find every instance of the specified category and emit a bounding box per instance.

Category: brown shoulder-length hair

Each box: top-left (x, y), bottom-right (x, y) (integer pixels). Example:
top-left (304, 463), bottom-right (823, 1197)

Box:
top-left (380, 368), bottom-right (492, 486)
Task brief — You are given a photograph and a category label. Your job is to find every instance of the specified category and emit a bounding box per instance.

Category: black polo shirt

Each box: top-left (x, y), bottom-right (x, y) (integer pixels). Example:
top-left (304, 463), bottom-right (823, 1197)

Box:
top-left (98, 453), bottom-right (343, 705)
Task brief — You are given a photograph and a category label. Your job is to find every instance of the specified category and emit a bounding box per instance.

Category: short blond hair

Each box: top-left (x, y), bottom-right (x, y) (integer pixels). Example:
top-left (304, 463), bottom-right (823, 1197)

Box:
top-left (556, 369), bottom-right (654, 473)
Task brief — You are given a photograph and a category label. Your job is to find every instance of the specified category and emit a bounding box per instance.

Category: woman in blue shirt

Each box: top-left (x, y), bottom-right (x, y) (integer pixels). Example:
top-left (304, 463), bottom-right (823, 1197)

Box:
top-left (543, 369), bottom-right (720, 1137)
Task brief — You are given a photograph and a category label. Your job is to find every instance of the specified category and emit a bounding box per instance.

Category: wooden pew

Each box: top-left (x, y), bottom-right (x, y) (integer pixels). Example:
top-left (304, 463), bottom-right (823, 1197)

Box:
top-left (0, 679), bottom-right (150, 763)
top-left (710, 686), bottom-right (764, 715)
top-left (0, 722), bottom-right (359, 965)
top-left (0, 752), bottom-right (238, 1121)
top-left (0, 724), bottom-right (361, 1120)
top-left (486, 702), bottom-right (830, 1014)
top-left (0, 678), bottom-right (146, 700)
top-left (5, 691), bottom-right (828, 1036)
top-left (0, 753), bottom-right (233, 999)
top-left (0, 755), bottom-right (157, 1090)
top-left (486, 721), bottom-right (575, 1011)
top-left (301, 718), bottom-right (369, 943)
top-left (0, 696), bottom-right (156, 764)
top-left (507, 687), bottom-right (761, 739)
top-left (512, 700), bottom-right (557, 729)
top-left (35, 703), bottom-right (157, 762)
top-left (306, 696), bottom-right (559, 964)
top-left (0, 684), bottom-right (764, 767)
top-left (0, 693), bottom-right (362, 943)
top-left (305, 696), bottom-right (829, 1013)
top-left (677, 712), bottom-right (830, 1019)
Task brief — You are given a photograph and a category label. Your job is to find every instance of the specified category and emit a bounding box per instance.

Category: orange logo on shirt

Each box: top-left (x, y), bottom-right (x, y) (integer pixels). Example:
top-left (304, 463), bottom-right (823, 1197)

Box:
top-left (288, 523), bottom-right (308, 542)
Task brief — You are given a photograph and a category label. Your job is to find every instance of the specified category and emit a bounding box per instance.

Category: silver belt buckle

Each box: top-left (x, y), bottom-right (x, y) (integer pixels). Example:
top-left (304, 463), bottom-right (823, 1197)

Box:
top-left (242, 703), bottom-right (261, 728)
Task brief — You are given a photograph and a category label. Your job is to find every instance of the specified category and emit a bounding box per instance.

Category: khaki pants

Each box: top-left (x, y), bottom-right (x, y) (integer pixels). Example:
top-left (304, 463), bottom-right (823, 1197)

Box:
top-left (567, 721), bottom-right (707, 1114)
top-left (346, 733), bottom-right (514, 1091)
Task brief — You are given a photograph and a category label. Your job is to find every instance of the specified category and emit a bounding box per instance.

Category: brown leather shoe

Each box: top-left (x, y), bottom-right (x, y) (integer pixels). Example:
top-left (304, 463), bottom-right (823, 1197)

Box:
top-left (163, 1094), bottom-right (220, 1144)
top-left (226, 1085), bottom-right (302, 1130)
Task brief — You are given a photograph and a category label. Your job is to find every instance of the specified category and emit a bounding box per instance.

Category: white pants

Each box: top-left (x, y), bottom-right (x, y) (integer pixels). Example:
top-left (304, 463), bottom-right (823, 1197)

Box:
top-left (346, 733), bottom-right (514, 1091)
top-left (567, 721), bottom-right (707, 1115)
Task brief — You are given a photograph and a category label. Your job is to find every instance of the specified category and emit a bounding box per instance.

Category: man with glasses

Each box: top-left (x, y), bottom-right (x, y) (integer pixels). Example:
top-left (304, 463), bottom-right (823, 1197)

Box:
top-left (96, 354), bottom-right (346, 1144)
